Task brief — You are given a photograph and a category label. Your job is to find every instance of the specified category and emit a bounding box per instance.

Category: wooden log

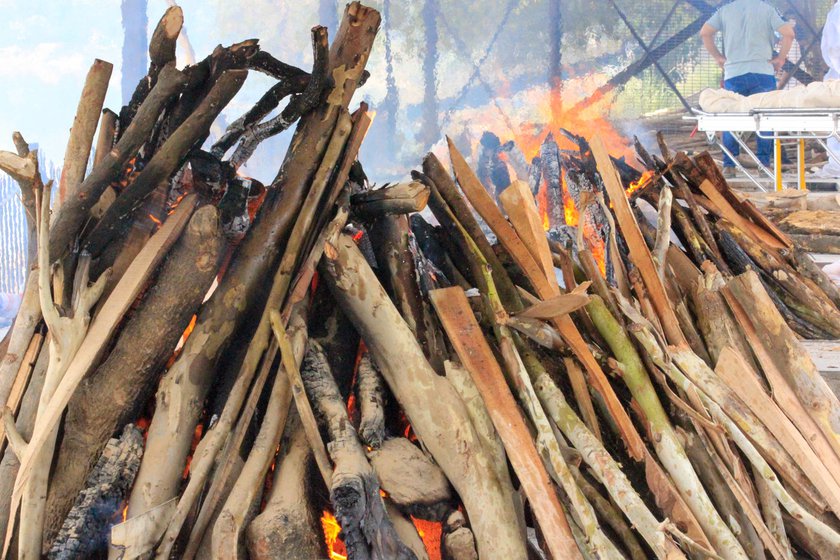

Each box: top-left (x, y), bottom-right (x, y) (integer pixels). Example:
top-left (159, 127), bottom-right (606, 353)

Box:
top-left (384, 501), bottom-right (429, 560)
top-left (58, 59), bottom-right (113, 205)
top-left (322, 234), bottom-right (527, 560)
top-left (42, 205), bottom-right (222, 547)
top-left (431, 287), bottom-right (585, 560)
top-left (724, 271), bottom-right (840, 470)
top-left (357, 353), bottom-right (386, 449)
top-left (367, 213), bottom-right (446, 373)
top-left (47, 425), bottom-right (143, 560)
top-left (784, 247), bottom-right (840, 310)
top-left (446, 137), bottom-right (646, 463)
top-left (211, 308), bottom-right (305, 560)
top-left (351, 182), bottom-right (430, 218)
top-left (128, 2), bottom-right (379, 517)
top-left (84, 69), bottom-right (246, 255)
top-left (92, 110), bottom-right (117, 167)
top-left (442, 510), bottom-right (477, 560)
top-left (49, 64), bottom-right (188, 260)
top-left (118, 6), bottom-right (183, 132)
top-left (245, 413), bottom-right (324, 560)
top-left (787, 233), bottom-right (840, 254)
top-left (591, 135), bottom-right (687, 348)
top-left (300, 340), bottom-right (415, 560)
top-left (588, 296), bottom-right (747, 560)
top-left (4, 195), bottom-right (197, 560)
top-left (368, 437), bottom-right (453, 520)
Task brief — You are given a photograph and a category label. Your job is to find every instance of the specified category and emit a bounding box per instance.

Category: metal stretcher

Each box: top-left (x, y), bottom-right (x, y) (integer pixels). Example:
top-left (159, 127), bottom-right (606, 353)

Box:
top-left (686, 108), bottom-right (840, 191)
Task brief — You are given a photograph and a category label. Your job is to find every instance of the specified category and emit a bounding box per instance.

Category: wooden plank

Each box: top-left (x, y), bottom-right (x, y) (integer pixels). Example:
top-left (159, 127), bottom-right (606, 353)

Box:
top-left (448, 138), bottom-right (646, 461)
top-left (697, 179), bottom-right (786, 251)
top-left (590, 134), bottom-right (687, 348)
top-left (499, 180), bottom-right (553, 277)
top-left (430, 287), bottom-right (583, 560)
top-left (715, 346), bottom-right (840, 512)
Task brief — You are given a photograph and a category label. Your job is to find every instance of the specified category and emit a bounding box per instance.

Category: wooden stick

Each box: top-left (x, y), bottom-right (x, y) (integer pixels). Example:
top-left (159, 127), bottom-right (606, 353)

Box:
top-left (2, 194), bottom-right (197, 560)
top-left (431, 286), bottom-right (582, 560)
top-left (351, 181), bottom-right (429, 218)
top-left (58, 59), bottom-right (113, 205)
top-left (590, 134), bottom-right (687, 348)
top-left (323, 234), bottom-right (527, 559)
top-left (49, 64), bottom-right (188, 259)
top-left (92, 109), bottom-right (117, 167)
top-left (447, 137), bottom-right (646, 461)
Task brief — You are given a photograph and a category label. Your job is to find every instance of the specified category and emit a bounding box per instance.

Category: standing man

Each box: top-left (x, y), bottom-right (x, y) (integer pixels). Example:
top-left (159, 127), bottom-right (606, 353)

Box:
top-left (819, 0), bottom-right (840, 177)
top-left (700, 0), bottom-right (795, 177)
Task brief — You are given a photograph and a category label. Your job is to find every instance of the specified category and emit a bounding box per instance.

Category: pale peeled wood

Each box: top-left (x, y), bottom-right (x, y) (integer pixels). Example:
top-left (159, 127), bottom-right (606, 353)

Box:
top-left (589, 134), bottom-right (687, 348)
top-left (430, 287), bottom-right (583, 560)
top-left (3, 195), bottom-right (197, 560)
top-left (724, 272), bottom-right (840, 466)
top-left (715, 346), bottom-right (840, 514)
top-left (92, 110), bottom-right (117, 167)
top-left (498, 180), bottom-right (553, 276)
top-left (447, 137), bottom-right (645, 462)
top-left (322, 234), bottom-right (527, 560)
top-left (58, 59), bottom-right (113, 205)
top-left (108, 499), bottom-right (177, 560)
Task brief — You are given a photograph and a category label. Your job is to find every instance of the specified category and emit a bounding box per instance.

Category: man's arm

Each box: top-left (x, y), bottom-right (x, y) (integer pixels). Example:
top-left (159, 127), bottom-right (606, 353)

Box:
top-left (771, 23), bottom-right (796, 71)
top-left (700, 23), bottom-right (725, 68)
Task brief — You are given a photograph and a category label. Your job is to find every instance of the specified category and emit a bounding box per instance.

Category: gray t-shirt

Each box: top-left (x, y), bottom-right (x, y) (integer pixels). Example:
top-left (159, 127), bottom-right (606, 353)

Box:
top-left (707, 0), bottom-right (786, 80)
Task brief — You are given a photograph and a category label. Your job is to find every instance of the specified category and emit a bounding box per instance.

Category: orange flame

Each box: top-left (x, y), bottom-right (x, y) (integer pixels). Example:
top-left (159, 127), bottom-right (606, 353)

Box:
top-left (626, 170), bottom-right (655, 198)
top-left (412, 517), bottom-right (443, 560)
top-left (321, 511), bottom-right (348, 560)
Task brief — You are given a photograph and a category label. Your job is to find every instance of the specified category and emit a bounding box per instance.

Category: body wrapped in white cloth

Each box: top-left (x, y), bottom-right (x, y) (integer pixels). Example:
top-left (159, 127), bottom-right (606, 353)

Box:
top-left (699, 80), bottom-right (840, 113)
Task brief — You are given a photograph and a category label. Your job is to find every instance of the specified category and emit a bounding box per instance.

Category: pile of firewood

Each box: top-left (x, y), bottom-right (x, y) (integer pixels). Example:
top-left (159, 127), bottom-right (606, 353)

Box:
top-left (1, 2), bottom-right (840, 560)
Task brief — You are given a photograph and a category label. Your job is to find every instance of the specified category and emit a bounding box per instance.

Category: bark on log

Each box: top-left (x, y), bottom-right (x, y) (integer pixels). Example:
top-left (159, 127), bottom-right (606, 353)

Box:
top-left (300, 340), bottom-right (415, 560)
top-left (84, 69), bottom-right (246, 256)
top-left (245, 412), bottom-right (324, 560)
top-left (356, 353), bottom-right (386, 449)
top-left (784, 247), bottom-right (840, 310)
top-left (725, 271), bottom-right (840, 468)
top-left (127, 3), bottom-right (378, 518)
top-left (43, 205), bottom-right (222, 547)
top-left (47, 425), bottom-right (143, 560)
top-left (367, 213), bottom-right (446, 373)
top-left (58, 59), bottom-right (113, 205)
top-left (49, 64), bottom-right (188, 260)
top-left (322, 234), bottom-right (527, 560)
top-left (351, 182), bottom-right (430, 218)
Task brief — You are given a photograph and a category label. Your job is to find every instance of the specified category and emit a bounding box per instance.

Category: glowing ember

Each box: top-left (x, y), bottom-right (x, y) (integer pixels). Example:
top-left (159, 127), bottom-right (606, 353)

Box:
top-left (626, 169), bottom-right (655, 198)
top-left (560, 170), bottom-right (578, 227)
top-left (321, 511), bottom-right (348, 560)
top-left (412, 517), bottom-right (442, 560)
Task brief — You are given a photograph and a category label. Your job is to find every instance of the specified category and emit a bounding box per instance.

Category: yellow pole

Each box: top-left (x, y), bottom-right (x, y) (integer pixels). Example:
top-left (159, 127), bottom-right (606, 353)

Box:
top-left (775, 138), bottom-right (783, 191)
top-left (798, 139), bottom-right (806, 191)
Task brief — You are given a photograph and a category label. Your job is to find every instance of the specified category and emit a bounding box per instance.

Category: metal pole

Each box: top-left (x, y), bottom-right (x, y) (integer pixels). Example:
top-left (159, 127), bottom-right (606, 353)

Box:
top-left (798, 139), bottom-right (806, 191)
top-left (775, 138), bottom-right (783, 191)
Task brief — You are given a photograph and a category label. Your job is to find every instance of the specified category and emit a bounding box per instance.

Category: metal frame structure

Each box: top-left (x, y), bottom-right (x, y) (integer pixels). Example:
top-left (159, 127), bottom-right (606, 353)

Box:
top-left (688, 108), bottom-right (840, 191)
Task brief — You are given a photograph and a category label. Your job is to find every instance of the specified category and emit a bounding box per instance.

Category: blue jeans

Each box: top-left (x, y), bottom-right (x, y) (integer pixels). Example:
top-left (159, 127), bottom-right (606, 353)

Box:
top-left (722, 72), bottom-right (777, 167)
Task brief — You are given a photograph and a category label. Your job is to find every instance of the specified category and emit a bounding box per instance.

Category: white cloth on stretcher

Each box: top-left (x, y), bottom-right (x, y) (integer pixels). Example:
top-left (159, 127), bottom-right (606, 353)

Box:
top-left (698, 80), bottom-right (840, 113)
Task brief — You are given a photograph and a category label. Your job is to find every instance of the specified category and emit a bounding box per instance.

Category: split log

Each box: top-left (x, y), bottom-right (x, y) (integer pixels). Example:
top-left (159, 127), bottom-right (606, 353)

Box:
top-left (245, 413), bottom-right (324, 560)
top-left (300, 340), bottom-right (415, 560)
top-left (367, 213), bottom-right (446, 373)
top-left (47, 425), bottom-right (143, 560)
top-left (356, 353), bottom-right (386, 449)
top-left (783, 247), bottom-right (840, 310)
top-left (58, 59), bottom-right (113, 204)
top-left (351, 182), bottom-right (430, 218)
top-left (367, 437), bottom-right (453, 520)
top-left (430, 287), bottom-right (583, 560)
top-left (587, 295), bottom-right (747, 560)
top-left (0, 340), bottom-right (48, 539)
top-left (83, 69), bottom-right (247, 256)
top-left (49, 64), bottom-right (188, 260)
top-left (446, 138), bottom-right (646, 462)
top-left (384, 501), bottom-right (429, 560)
top-left (725, 271), bottom-right (840, 469)
top-left (322, 234), bottom-right (527, 560)
top-left (127, 2), bottom-right (378, 518)
top-left (43, 205), bottom-right (223, 546)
